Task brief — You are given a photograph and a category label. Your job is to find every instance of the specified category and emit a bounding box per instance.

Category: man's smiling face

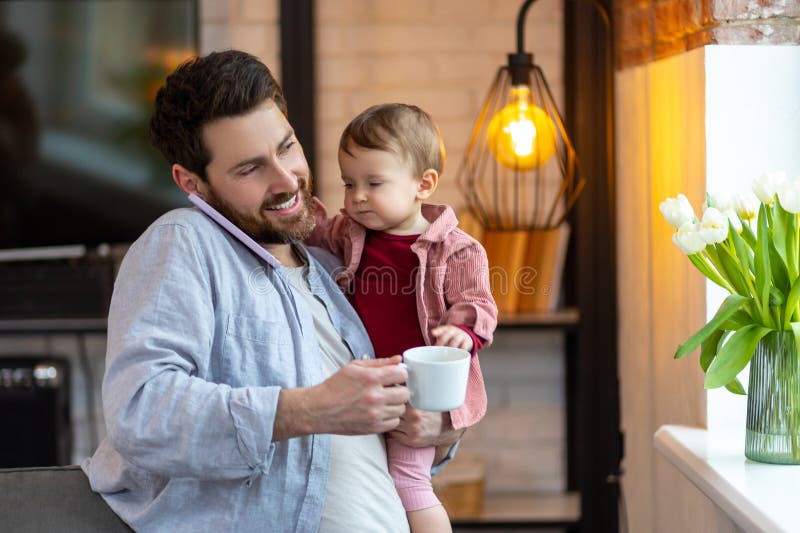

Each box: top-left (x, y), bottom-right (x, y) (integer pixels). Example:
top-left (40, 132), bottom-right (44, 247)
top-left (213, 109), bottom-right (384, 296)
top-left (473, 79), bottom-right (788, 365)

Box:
top-left (196, 100), bottom-right (315, 244)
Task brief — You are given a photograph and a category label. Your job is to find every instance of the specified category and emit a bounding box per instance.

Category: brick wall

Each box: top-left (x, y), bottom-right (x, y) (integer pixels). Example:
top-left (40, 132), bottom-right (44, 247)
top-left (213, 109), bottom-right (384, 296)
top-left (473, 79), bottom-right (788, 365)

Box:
top-left (314, 0), bottom-right (567, 494)
top-left (200, 0), bottom-right (281, 77)
top-left (314, 0), bottom-right (564, 214)
top-left (200, 0), bottom-right (571, 495)
top-left (1, 1), bottom-right (569, 494)
top-left (615, 0), bottom-right (800, 69)
top-left (197, 0), bottom-right (566, 220)
top-left (188, 0), bottom-right (572, 495)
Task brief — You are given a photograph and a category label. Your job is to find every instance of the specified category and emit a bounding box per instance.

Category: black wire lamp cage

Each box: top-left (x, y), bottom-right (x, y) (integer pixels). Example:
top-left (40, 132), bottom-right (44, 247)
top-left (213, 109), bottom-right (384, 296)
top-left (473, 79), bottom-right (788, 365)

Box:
top-left (458, 0), bottom-right (610, 314)
top-left (458, 0), bottom-right (591, 231)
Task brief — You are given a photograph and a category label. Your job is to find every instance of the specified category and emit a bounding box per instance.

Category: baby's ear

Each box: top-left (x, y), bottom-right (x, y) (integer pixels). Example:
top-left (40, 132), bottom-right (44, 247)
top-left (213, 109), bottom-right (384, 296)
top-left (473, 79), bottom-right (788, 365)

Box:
top-left (417, 169), bottom-right (439, 200)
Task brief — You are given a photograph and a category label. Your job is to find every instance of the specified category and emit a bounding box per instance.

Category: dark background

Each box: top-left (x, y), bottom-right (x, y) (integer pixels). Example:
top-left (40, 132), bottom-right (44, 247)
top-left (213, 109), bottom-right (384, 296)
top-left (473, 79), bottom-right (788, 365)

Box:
top-left (0, 0), bottom-right (197, 249)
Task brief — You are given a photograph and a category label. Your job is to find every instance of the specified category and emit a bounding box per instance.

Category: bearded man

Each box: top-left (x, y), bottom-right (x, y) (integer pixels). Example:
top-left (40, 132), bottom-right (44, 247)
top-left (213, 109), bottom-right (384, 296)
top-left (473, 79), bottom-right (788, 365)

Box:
top-left (82, 50), bottom-right (463, 533)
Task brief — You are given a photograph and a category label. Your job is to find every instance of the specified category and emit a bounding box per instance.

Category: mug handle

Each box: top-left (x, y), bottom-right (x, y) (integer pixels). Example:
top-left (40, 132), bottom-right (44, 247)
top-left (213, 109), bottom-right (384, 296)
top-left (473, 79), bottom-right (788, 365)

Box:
top-left (397, 362), bottom-right (414, 406)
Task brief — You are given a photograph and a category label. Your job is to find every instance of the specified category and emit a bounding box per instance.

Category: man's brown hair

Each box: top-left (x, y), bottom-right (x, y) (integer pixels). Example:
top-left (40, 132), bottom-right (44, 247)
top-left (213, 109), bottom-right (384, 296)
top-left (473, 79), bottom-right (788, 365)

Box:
top-left (149, 50), bottom-right (287, 181)
top-left (339, 103), bottom-right (445, 177)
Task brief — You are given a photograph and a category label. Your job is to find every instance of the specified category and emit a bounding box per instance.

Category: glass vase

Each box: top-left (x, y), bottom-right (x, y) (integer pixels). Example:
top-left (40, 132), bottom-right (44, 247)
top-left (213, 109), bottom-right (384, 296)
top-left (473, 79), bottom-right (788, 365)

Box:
top-left (745, 330), bottom-right (800, 464)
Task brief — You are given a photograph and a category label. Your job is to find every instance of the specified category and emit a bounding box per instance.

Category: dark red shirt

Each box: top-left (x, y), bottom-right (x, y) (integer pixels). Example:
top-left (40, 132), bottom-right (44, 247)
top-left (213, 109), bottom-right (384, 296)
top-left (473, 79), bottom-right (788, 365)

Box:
top-left (349, 231), bottom-right (425, 358)
top-left (349, 230), bottom-right (483, 358)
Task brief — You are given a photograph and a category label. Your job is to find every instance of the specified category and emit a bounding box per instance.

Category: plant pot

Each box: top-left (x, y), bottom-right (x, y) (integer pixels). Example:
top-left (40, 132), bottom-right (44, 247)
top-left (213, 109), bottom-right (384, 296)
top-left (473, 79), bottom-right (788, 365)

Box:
top-left (745, 330), bottom-right (800, 464)
top-left (516, 224), bottom-right (570, 313)
top-left (482, 230), bottom-right (529, 314)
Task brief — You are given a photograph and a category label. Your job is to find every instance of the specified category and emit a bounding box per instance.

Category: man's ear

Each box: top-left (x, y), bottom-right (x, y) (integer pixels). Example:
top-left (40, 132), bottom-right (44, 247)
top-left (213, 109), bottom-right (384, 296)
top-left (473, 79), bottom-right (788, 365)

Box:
top-left (172, 164), bottom-right (208, 197)
top-left (417, 169), bottom-right (439, 200)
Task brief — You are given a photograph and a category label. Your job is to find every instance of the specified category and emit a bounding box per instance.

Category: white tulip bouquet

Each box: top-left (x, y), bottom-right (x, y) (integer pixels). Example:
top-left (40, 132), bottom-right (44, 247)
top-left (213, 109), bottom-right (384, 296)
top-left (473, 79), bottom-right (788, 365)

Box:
top-left (660, 171), bottom-right (800, 393)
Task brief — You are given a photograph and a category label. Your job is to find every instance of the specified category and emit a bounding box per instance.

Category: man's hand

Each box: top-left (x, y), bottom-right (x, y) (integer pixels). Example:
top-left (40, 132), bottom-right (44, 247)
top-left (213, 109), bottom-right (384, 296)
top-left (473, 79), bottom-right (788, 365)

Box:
top-left (274, 356), bottom-right (409, 440)
top-left (388, 406), bottom-right (466, 465)
top-left (431, 325), bottom-right (473, 352)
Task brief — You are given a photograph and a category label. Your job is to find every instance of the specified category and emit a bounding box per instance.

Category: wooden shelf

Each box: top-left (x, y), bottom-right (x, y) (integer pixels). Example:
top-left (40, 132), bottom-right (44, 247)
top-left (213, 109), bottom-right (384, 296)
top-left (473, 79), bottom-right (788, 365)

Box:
top-left (497, 307), bottom-right (580, 328)
top-left (450, 490), bottom-right (581, 527)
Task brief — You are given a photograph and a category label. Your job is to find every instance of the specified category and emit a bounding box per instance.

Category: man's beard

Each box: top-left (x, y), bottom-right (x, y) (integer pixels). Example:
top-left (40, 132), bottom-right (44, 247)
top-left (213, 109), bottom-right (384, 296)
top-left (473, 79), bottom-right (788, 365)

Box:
top-left (203, 179), bottom-right (316, 244)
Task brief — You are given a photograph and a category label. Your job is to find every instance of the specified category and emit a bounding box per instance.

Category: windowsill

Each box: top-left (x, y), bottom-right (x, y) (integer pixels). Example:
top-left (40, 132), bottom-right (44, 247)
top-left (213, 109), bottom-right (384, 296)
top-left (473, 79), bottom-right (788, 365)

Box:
top-left (654, 425), bottom-right (800, 533)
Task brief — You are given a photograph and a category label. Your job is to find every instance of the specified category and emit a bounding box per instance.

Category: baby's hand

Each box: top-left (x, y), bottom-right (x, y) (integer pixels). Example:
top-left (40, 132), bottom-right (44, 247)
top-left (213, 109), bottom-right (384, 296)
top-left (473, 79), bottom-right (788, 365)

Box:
top-left (430, 325), bottom-right (473, 352)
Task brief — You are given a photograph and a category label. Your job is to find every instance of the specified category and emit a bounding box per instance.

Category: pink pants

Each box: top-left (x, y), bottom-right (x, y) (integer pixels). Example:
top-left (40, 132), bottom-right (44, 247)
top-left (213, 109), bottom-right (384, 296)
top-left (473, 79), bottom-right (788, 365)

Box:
top-left (386, 437), bottom-right (440, 512)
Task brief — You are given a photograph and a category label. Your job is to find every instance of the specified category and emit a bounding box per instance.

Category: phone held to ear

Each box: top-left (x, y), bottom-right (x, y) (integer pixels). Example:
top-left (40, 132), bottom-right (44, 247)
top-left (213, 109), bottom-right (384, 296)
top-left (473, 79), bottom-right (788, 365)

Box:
top-left (187, 193), bottom-right (281, 268)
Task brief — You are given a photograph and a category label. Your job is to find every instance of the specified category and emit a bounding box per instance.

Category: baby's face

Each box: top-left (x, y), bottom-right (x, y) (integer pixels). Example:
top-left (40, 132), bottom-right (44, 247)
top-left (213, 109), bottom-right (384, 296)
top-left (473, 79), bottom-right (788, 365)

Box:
top-left (338, 144), bottom-right (424, 234)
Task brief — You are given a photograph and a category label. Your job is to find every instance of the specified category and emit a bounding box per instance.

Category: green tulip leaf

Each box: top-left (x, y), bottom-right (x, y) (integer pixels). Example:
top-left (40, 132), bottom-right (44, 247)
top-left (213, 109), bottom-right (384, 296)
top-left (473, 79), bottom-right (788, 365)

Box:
top-left (725, 378), bottom-right (747, 395)
top-left (730, 227), bottom-right (753, 277)
top-left (720, 310), bottom-right (753, 331)
top-left (769, 286), bottom-right (786, 306)
top-left (740, 218), bottom-right (757, 249)
top-left (675, 294), bottom-right (749, 359)
top-left (704, 246), bottom-right (734, 291)
top-left (755, 205), bottom-right (773, 325)
top-left (716, 244), bottom-right (749, 296)
top-left (768, 241), bottom-right (790, 294)
top-left (700, 331), bottom-right (749, 394)
top-left (772, 202), bottom-right (790, 266)
top-left (688, 254), bottom-right (729, 290)
top-left (783, 277), bottom-right (800, 330)
top-left (705, 324), bottom-right (771, 389)
top-left (784, 207), bottom-right (797, 277)
top-left (700, 328), bottom-right (725, 371)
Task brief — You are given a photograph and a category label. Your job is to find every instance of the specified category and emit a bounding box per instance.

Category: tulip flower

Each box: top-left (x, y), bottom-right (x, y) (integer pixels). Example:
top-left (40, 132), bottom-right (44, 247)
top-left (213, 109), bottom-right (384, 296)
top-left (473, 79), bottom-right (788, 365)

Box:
top-left (698, 207), bottom-right (729, 244)
top-left (733, 192), bottom-right (759, 221)
top-left (777, 177), bottom-right (800, 214)
top-left (672, 221), bottom-right (707, 254)
top-left (659, 194), bottom-right (696, 229)
top-left (708, 191), bottom-right (733, 212)
top-left (663, 173), bottom-right (800, 409)
top-left (723, 209), bottom-right (743, 233)
top-left (752, 170), bottom-right (786, 204)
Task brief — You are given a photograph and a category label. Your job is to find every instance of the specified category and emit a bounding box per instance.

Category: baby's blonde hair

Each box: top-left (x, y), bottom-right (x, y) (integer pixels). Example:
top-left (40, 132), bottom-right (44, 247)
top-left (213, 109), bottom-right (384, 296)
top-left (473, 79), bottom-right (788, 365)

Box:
top-left (339, 103), bottom-right (446, 177)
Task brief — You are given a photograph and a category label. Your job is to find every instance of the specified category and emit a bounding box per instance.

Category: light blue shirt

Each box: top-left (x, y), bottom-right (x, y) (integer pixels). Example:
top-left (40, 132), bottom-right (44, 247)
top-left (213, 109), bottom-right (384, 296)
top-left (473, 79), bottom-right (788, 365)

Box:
top-left (82, 207), bottom-right (375, 532)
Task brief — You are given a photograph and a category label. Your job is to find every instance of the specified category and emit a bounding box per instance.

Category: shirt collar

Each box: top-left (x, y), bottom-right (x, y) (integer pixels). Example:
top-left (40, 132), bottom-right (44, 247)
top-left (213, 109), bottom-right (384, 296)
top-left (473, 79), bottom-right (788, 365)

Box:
top-left (417, 203), bottom-right (459, 242)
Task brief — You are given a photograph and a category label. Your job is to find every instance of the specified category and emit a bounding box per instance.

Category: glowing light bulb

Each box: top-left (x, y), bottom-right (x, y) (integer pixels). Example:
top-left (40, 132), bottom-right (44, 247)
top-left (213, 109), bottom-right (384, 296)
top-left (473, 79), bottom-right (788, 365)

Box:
top-left (487, 86), bottom-right (557, 170)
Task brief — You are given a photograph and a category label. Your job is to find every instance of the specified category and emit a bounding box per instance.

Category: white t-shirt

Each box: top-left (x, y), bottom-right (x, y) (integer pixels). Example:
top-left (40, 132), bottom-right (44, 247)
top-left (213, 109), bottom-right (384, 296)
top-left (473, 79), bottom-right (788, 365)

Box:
top-left (284, 266), bottom-right (409, 533)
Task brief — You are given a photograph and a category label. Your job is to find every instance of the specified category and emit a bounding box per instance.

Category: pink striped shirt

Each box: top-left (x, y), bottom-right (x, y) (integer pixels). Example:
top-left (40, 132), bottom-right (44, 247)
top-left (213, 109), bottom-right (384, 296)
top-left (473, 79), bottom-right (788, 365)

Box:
top-left (308, 201), bottom-right (498, 429)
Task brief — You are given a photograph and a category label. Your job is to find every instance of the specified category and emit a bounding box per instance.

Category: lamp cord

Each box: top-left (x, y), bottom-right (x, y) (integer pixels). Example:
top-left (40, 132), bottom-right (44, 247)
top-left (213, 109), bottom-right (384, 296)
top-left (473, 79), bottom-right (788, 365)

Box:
top-left (514, 0), bottom-right (615, 225)
top-left (516, 0), bottom-right (622, 529)
top-left (516, 0), bottom-right (536, 54)
top-left (516, 0), bottom-right (610, 56)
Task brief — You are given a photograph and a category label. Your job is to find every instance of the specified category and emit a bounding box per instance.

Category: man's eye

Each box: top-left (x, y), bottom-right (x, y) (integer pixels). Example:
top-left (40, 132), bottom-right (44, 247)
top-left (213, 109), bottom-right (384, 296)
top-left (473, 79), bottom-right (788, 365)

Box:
top-left (369, 182), bottom-right (382, 187)
top-left (280, 141), bottom-right (296, 155)
top-left (238, 166), bottom-right (257, 176)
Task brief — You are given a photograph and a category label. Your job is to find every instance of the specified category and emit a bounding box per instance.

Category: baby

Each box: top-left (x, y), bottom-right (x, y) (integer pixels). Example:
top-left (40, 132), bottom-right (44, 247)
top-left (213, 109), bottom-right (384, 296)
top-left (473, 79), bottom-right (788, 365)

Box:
top-left (308, 103), bottom-right (497, 532)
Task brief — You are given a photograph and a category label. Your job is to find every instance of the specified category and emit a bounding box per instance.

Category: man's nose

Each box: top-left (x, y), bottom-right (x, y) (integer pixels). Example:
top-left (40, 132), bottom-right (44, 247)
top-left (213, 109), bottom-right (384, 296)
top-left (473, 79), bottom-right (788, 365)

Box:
top-left (268, 160), bottom-right (298, 192)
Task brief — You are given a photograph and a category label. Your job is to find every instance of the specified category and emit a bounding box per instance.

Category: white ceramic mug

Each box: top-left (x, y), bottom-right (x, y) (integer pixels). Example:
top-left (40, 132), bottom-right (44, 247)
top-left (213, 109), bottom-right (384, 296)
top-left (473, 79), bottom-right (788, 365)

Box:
top-left (401, 346), bottom-right (470, 411)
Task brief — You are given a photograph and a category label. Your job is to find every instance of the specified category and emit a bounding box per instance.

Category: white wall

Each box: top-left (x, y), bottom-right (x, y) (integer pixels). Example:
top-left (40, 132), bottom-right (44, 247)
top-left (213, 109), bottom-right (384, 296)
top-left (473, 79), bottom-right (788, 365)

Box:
top-left (704, 45), bottom-right (800, 433)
